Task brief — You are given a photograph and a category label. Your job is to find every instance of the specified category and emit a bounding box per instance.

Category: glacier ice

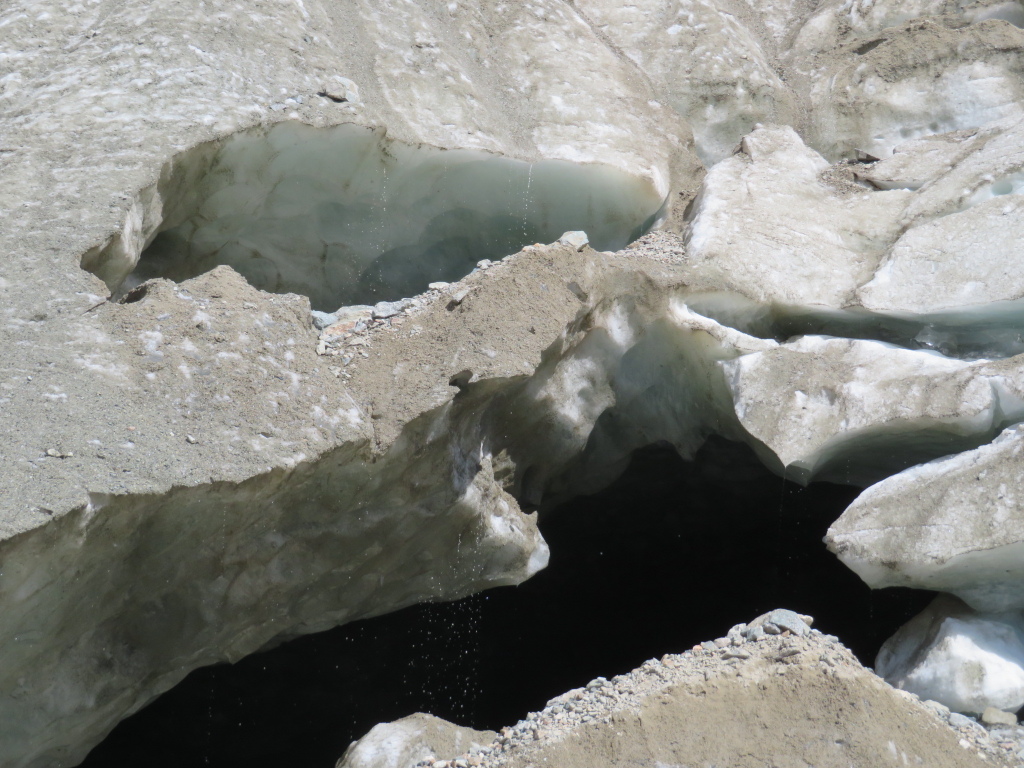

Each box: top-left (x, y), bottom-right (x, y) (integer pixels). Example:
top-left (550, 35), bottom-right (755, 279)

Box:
top-left (723, 335), bottom-right (1024, 485)
top-left (14, 0), bottom-right (1024, 760)
top-left (575, 0), bottom-right (798, 166)
top-left (85, 122), bottom-right (664, 311)
top-left (826, 423), bottom-right (1024, 612)
top-left (0, 389), bottom-right (548, 768)
top-left (336, 713), bottom-right (495, 768)
top-left (877, 595), bottom-right (1024, 716)
top-left (859, 190), bottom-right (1024, 314)
top-left (806, 21), bottom-right (1024, 161)
top-left (683, 125), bottom-right (911, 307)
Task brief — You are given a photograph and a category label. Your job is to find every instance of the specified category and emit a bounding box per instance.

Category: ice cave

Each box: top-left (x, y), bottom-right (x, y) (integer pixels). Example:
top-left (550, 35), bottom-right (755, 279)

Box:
top-left (82, 122), bottom-right (665, 311)
top-left (80, 439), bottom-right (929, 768)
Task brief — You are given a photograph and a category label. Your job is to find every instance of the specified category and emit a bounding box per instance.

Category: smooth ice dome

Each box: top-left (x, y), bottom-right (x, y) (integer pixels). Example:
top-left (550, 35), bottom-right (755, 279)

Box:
top-left (724, 336), bottom-right (1024, 485)
top-left (336, 713), bottom-right (496, 768)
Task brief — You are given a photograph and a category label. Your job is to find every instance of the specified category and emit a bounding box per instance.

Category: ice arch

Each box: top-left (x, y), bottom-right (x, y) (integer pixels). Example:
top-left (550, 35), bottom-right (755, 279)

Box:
top-left (84, 122), bottom-right (665, 311)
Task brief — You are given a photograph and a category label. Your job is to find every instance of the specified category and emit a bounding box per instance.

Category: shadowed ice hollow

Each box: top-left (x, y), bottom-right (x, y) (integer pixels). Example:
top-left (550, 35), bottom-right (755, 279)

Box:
top-left (121, 122), bottom-right (665, 310)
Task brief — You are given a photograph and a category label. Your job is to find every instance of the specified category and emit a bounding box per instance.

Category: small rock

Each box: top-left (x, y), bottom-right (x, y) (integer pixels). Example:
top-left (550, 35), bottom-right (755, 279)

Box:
top-left (558, 230), bottom-right (589, 251)
top-left (311, 310), bottom-right (338, 330)
top-left (727, 624), bottom-right (747, 645)
top-left (331, 305), bottom-right (374, 325)
top-left (429, 282), bottom-right (451, 290)
top-left (982, 706), bottom-right (1018, 726)
top-left (722, 649), bottom-right (752, 660)
top-left (321, 77), bottom-right (359, 103)
top-left (476, 259), bottom-right (493, 269)
top-left (745, 625), bottom-right (766, 642)
top-left (566, 280), bottom-right (588, 302)
top-left (185, 435), bottom-right (197, 444)
top-left (923, 699), bottom-right (952, 718)
top-left (949, 712), bottom-right (978, 729)
top-left (746, 609), bottom-right (813, 638)
top-left (372, 300), bottom-right (411, 319)
top-left (448, 287), bottom-right (471, 307)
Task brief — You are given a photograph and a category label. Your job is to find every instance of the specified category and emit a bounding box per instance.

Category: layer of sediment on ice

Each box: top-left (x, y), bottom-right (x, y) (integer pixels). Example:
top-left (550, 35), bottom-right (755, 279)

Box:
top-left (414, 620), bottom-right (1002, 768)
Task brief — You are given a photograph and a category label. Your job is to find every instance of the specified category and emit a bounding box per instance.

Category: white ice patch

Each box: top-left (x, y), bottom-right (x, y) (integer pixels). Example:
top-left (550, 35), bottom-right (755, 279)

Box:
top-left (601, 303), bottom-right (634, 349)
top-left (965, 170), bottom-right (1024, 208)
top-left (74, 355), bottom-right (129, 380)
top-left (877, 597), bottom-right (1024, 715)
top-left (138, 330), bottom-right (163, 359)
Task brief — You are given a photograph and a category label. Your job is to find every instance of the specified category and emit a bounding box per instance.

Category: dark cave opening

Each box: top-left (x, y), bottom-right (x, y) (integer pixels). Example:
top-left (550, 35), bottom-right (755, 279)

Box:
top-left (80, 437), bottom-right (931, 768)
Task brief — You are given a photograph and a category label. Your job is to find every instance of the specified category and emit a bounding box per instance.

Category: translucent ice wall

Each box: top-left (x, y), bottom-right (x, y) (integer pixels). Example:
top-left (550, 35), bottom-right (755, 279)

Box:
top-left (116, 123), bottom-right (665, 310)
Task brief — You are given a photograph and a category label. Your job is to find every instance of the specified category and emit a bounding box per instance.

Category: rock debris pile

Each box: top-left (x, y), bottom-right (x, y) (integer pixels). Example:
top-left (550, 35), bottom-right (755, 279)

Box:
top-left (311, 256), bottom-right (507, 371)
top-left (407, 612), bottom-right (1022, 768)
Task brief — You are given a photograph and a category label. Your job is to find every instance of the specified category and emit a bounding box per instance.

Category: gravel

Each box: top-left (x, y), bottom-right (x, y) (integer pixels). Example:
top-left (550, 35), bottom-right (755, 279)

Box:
top-left (414, 612), bottom-right (1023, 768)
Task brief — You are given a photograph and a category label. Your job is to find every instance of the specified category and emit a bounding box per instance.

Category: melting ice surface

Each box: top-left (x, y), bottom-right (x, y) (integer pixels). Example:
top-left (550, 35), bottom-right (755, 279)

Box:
top-left (125, 123), bottom-right (665, 310)
top-left (685, 291), bottom-right (1024, 361)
